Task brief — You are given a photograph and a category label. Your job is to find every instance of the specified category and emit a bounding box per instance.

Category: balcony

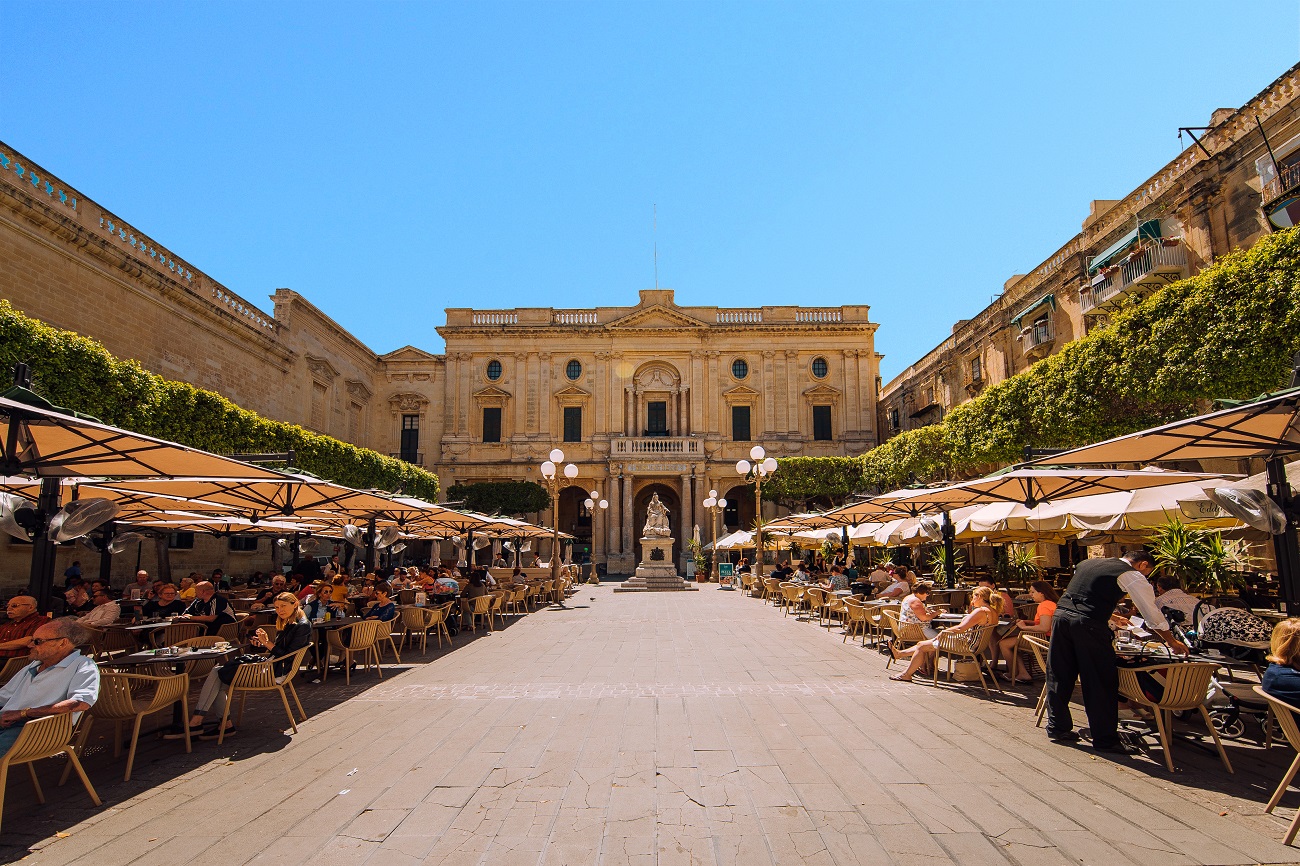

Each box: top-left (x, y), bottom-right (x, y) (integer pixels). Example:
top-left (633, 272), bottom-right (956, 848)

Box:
top-left (390, 452), bottom-right (425, 466)
top-left (610, 437), bottom-right (704, 459)
top-left (1263, 161), bottom-right (1300, 229)
top-left (1080, 241), bottom-right (1188, 315)
top-left (1019, 320), bottom-right (1055, 359)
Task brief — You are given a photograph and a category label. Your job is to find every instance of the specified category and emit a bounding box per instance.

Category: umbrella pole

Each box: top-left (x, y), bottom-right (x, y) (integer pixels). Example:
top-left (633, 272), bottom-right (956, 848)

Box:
top-left (98, 523), bottom-right (115, 585)
top-left (1267, 457), bottom-right (1300, 611)
top-left (27, 477), bottom-right (62, 612)
top-left (941, 510), bottom-right (956, 590)
top-left (365, 517), bottom-right (377, 575)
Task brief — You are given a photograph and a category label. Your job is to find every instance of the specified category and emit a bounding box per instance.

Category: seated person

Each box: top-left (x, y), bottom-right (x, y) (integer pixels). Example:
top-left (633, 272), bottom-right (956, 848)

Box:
top-left (185, 593), bottom-right (311, 739)
top-left (828, 566), bottom-right (850, 592)
top-left (1154, 574), bottom-right (1204, 626)
top-left (142, 583), bottom-right (187, 619)
top-left (875, 570), bottom-right (912, 600)
top-left (176, 581), bottom-right (237, 636)
top-left (251, 575), bottom-right (288, 610)
top-left (899, 581), bottom-right (940, 639)
top-left (76, 589), bottom-right (121, 628)
top-left (1263, 618), bottom-right (1300, 711)
top-left (459, 571), bottom-right (488, 617)
top-left (0, 618), bottom-right (100, 755)
top-left (770, 561), bottom-right (792, 580)
top-left (178, 575), bottom-right (198, 601)
top-left (867, 563), bottom-right (895, 591)
top-left (62, 584), bottom-right (92, 614)
top-left (302, 581), bottom-right (340, 621)
top-left (791, 563), bottom-right (812, 583)
top-left (890, 586), bottom-right (1001, 682)
top-left (0, 596), bottom-right (44, 659)
top-left (361, 584), bottom-right (398, 623)
top-left (211, 569), bottom-right (231, 591)
top-left (994, 580), bottom-right (1057, 684)
top-left (123, 570), bottom-right (153, 602)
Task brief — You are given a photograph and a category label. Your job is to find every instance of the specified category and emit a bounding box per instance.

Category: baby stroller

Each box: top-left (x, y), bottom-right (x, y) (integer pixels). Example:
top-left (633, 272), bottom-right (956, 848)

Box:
top-left (1166, 604), bottom-right (1277, 743)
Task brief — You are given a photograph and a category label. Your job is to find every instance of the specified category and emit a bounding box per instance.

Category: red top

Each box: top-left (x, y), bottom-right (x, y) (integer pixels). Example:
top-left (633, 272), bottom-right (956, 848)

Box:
top-left (0, 613), bottom-right (43, 658)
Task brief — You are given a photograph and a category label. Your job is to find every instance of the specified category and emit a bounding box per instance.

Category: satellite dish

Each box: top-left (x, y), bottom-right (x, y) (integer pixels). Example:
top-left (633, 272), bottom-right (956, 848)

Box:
top-left (49, 498), bottom-right (120, 543)
top-left (108, 531), bottom-right (147, 554)
top-left (389, 542), bottom-right (406, 555)
top-left (0, 494), bottom-right (38, 542)
top-left (343, 524), bottom-right (365, 548)
top-left (1207, 485), bottom-right (1288, 534)
top-left (375, 525), bottom-right (402, 549)
top-left (918, 515), bottom-right (944, 542)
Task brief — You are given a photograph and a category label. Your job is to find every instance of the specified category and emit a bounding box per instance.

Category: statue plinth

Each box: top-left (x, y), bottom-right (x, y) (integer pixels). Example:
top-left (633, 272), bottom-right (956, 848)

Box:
top-left (614, 535), bottom-right (697, 592)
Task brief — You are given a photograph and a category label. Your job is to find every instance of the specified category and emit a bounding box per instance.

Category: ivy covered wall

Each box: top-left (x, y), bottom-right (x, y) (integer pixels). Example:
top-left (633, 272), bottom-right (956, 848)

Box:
top-left (0, 300), bottom-right (440, 499)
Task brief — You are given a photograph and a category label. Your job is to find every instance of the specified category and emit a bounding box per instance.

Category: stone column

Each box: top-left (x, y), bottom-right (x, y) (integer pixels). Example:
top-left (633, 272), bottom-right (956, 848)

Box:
top-left (622, 469), bottom-right (634, 557)
top-left (680, 473), bottom-right (693, 571)
top-left (607, 469), bottom-right (619, 560)
top-left (762, 351), bottom-right (776, 436)
top-left (539, 352), bottom-right (552, 439)
top-left (785, 351), bottom-right (799, 436)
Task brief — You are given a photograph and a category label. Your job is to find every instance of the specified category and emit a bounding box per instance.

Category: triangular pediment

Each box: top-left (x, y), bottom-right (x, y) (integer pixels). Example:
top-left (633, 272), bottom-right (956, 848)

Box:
top-left (802, 383), bottom-right (842, 399)
top-left (607, 305), bottom-right (705, 330)
top-left (472, 385), bottom-right (513, 400)
top-left (552, 385), bottom-right (591, 400)
top-left (381, 345), bottom-right (442, 363)
top-left (722, 384), bottom-right (761, 403)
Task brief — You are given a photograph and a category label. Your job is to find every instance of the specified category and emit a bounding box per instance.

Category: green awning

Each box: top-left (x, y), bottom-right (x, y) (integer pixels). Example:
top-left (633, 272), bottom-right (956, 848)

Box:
top-left (1010, 293), bottom-right (1056, 328)
top-left (1087, 219), bottom-right (1162, 275)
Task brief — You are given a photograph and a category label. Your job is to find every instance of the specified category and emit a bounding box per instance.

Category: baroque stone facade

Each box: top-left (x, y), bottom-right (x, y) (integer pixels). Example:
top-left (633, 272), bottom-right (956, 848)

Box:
top-left (0, 141), bottom-right (881, 577)
top-left (878, 63), bottom-right (1300, 442)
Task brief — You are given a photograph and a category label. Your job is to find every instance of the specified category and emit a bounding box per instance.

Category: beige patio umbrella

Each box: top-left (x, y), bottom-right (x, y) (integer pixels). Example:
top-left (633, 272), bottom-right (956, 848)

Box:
top-left (1022, 480), bottom-right (1243, 534)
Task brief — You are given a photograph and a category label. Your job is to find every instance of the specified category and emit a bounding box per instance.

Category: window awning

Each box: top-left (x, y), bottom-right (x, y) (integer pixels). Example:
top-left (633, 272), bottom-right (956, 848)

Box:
top-left (1010, 293), bottom-right (1056, 329)
top-left (1087, 219), bottom-right (1162, 274)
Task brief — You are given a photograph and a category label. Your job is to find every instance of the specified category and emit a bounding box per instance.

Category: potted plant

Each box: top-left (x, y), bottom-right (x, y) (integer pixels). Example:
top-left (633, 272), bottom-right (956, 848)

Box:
top-left (926, 547), bottom-right (966, 585)
top-left (687, 538), bottom-right (710, 582)
top-left (1148, 518), bottom-right (1208, 591)
top-left (1004, 543), bottom-right (1044, 585)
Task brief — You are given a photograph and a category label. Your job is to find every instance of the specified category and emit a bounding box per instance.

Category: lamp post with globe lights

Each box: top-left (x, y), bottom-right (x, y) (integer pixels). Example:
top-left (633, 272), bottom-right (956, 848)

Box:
top-left (701, 490), bottom-right (728, 582)
top-left (539, 448), bottom-right (579, 585)
top-left (736, 446), bottom-right (778, 585)
top-left (584, 489), bottom-right (608, 584)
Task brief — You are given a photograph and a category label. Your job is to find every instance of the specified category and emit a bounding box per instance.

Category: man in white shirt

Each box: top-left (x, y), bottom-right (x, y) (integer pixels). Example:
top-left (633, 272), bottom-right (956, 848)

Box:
top-left (75, 590), bottom-right (120, 629)
top-left (1153, 575), bottom-right (1206, 626)
top-left (0, 618), bottom-right (100, 755)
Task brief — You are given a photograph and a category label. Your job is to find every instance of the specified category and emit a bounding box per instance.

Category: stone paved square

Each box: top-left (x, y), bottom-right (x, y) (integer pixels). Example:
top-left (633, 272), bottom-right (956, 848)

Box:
top-left (6, 586), bottom-right (1300, 865)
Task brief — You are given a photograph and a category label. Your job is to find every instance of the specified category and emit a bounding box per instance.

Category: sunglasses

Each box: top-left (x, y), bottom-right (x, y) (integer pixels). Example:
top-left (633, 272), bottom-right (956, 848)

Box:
top-left (30, 637), bottom-right (68, 646)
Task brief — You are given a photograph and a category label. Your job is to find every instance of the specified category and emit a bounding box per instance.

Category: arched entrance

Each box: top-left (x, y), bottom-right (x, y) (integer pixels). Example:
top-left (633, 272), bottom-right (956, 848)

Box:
top-left (557, 486), bottom-right (591, 564)
top-left (722, 484), bottom-right (755, 532)
top-left (634, 482), bottom-right (681, 569)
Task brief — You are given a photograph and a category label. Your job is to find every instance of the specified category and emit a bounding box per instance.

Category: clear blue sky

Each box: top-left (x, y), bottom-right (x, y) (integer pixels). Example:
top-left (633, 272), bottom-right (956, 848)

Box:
top-left (3, 2), bottom-right (1297, 380)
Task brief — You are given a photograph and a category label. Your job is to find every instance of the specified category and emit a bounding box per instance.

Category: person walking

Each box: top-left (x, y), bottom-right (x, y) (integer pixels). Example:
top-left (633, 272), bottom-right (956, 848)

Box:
top-left (1045, 550), bottom-right (1187, 753)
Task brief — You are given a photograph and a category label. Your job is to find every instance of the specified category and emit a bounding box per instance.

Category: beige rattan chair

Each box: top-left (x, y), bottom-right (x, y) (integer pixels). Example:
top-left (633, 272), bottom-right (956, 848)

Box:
top-left (507, 586), bottom-right (529, 615)
top-left (802, 587), bottom-right (828, 624)
top-left (1020, 634), bottom-right (1052, 726)
top-left (467, 595), bottom-right (495, 633)
top-left (842, 599), bottom-right (869, 645)
top-left (489, 591), bottom-right (509, 629)
top-left (1117, 661), bottom-right (1232, 773)
top-left (779, 583), bottom-right (805, 617)
top-left (216, 622), bottom-right (242, 645)
top-left (739, 572), bottom-right (756, 596)
top-left (323, 620), bottom-right (386, 685)
top-left (0, 713), bottom-right (100, 833)
top-left (155, 622), bottom-right (205, 648)
top-left (400, 606), bottom-right (435, 654)
top-left (882, 609), bottom-right (928, 670)
top-left (933, 624), bottom-right (1002, 696)
top-left (217, 645), bottom-right (311, 744)
top-left (0, 657), bottom-right (28, 688)
top-left (1253, 686), bottom-right (1300, 845)
top-left (74, 672), bottom-right (191, 781)
top-left (762, 577), bottom-right (782, 605)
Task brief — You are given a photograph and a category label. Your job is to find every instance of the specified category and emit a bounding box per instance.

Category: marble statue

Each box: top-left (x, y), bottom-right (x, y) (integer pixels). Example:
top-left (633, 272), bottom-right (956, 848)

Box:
top-left (642, 493), bottom-right (672, 538)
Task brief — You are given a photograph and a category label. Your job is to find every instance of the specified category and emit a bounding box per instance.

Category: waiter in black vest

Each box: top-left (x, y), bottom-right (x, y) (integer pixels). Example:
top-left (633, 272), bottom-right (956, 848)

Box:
top-left (1045, 550), bottom-right (1188, 753)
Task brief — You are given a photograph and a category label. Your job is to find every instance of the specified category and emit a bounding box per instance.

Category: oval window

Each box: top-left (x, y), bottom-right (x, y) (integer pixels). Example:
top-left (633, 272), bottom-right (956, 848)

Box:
top-left (566, 359), bottom-right (582, 380)
top-left (812, 357), bottom-right (828, 378)
top-left (486, 359), bottom-right (502, 381)
top-left (732, 359), bottom-right (748, 379)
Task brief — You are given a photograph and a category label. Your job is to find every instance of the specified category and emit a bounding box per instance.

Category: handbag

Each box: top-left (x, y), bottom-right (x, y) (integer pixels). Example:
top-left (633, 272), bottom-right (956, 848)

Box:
top-left (217, 654), bottom-right (266, 684)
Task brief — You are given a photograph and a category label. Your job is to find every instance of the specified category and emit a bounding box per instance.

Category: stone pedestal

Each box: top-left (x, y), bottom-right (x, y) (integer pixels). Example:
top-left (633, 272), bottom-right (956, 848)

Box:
top-left (615, 536), bottom-right (696, 592)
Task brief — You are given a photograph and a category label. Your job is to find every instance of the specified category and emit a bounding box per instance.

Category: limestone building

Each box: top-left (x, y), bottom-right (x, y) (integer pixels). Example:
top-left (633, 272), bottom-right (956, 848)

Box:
top-left (878, 63), bottom-right (1300, 443)
top-left (0, 140), bottom-right (881, 576)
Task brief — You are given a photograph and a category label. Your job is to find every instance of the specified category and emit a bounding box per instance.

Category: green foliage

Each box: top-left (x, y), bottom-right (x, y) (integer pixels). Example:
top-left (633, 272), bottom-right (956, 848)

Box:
top-left (686, 537), bottom-right (710, 575)
top-left (1003, 543), bottom-right (1044, 584)
top-left (0, 300), bottom-right (439, 499)
top-left (1147, 518), bottom-right (1254, 595)
top-left (926, 546), bottom-right (966, 583)
top-left (791, 227), bottom-right (1300, 491)
top-left (446, 480), bottom-right (549, 515)
top-left (762, 456), bottom-right (866, 508)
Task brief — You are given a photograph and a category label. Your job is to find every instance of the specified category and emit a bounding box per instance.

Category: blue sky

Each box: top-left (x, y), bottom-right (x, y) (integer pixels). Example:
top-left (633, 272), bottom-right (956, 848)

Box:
top-left (3, 2), bottom-right (1297, 380)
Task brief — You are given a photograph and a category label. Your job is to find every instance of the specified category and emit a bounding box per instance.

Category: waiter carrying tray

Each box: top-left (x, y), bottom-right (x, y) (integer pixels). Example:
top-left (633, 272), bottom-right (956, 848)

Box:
top-left (1045, 550), bottom-right (1188, 753)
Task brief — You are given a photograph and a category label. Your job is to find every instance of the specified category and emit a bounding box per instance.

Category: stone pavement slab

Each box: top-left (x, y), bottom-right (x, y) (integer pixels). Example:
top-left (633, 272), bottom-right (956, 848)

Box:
top-left (7, 585), bottom-right (1300, 865)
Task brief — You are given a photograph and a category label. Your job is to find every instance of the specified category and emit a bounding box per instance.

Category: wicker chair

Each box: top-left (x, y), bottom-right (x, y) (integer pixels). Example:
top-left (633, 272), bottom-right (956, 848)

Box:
top-left (0, 713), bottom-right (100, 834)
top-left (0, 657), bottom-right (28, 688)
top-left (489, 591), bottom-right (510, 629)
top-left (467, 595), bottom-right (495, 633)
top-left (802, 588), bottom-right (828, 624)
top-left (881, 609), bottom-right (928, 670)
top-left (216, 645), bottom-right (312, 744)
top-left (1253, 686), bottom-right (1300, 845)
top-left (842, 599), bottom-right (869, 645)
top-left (216, 622), bottom-right (242, 646)
top-left (508, 586), bottom-right (529, 615)
top-left (865, 602), bottom-right (897, 648)
top-left (73, 672), bottom-right (191, 781)
top-left (400, 606), bottom-right (435, 655)
top-left (1020, 634), bottom-right (1052, 726)
top-left (762, 577), bottom-right (782, 605)
top-left (1117, 661), bottom-right (1232, 773)
top-left (323, 620), bottom-right (386, 685)
top-left (156, 622), bottom-right (205, 648)
top-left (933, 624), bottom-right (1002, 696)
top-left (779, 583), bottom-right (805, 617)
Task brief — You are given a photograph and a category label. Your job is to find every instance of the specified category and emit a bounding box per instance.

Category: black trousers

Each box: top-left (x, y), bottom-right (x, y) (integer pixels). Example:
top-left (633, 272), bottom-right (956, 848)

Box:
top-left (1045, 611), bottom-right (1119, 747)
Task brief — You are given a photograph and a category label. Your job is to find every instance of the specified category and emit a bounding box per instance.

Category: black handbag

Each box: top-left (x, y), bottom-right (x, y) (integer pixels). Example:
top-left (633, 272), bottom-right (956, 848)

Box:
top-left (217, 654), bottom-right (265, 684)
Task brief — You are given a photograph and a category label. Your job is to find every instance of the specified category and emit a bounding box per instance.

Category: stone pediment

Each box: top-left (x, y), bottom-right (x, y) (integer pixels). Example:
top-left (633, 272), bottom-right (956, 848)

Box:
top-left (802, 383), bottom-right (842, 400)
top-left (722, 384), bottom-right (761, 403)
top-left (607, 305), bottom-right (705, 330)
top-left (472, 385), bottom-right (513, 400)
top-left (553, 385), bottom-right (591, 400)
top-left (381, 345), bottom-right (442, 363)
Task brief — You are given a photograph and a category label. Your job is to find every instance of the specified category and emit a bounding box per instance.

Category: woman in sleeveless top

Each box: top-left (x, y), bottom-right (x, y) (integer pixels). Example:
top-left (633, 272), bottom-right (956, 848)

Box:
top-left (890, 586), bottom-right (1001, 683)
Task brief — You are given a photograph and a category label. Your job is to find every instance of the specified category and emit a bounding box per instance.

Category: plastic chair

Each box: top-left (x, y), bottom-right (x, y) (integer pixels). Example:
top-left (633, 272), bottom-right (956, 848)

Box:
top-left (1253, 686), bottom-right (1300, 845)
top-left (72, 672), bottom-right (191, 781)
top-left (323, 621), bottom-right (386, 685)
top-left (841, 599), bottom-right (869, 645)
top-left (0, 658), bottom-right (28, 688)
top-left (933, 624), bottom-right (1002, 696)
top-left (1020, 634), bottom-right (1052, 726)
top-left (1117, 661), bottom-right (1232, 773)
top-left (882, 609), bottom-right (928, 670)
top-left (802, 587), bottom-right (827, 624)
top-left (780, 583), bottom-right (805, 617)
top-left (489, 591), bottom-right (509, 629)
top-left (217, 645), bottom-right (311, 744)
top-left (156, 622), bottom-right (204, 648)
top-left (762, 577), bottom-right (782, 605)
top-left (467, 595), bottom-right (494, 633)
top-left (0, 713), bottom-right (100, 834)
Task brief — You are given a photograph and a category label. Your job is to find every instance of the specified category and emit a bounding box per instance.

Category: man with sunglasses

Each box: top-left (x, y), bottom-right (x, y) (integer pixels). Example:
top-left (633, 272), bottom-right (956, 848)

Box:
top-left (0, 618), bottom-right (99, 755)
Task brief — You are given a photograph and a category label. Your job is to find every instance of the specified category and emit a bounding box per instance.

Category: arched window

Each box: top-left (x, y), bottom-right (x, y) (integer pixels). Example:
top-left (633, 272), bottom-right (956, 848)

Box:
top-left (486, 359), bottom-right (502, 381)
top-left (566, 359), bottom-right (582, 380)
top-left (731, 358), bottom-right (748, 379)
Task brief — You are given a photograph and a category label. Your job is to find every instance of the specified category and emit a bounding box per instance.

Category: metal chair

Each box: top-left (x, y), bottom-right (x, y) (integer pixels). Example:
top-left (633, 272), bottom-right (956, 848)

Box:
top-left (1253, 686), bottom-right (1300, 845)
top-left (0, 713), bottom-right (100, 834)
top-left (1117, 661), bottom-right (1232, 773)
top-left (71, 672), bottom-right (191, 781)
top-left (217, 645), bottom-right (312, 744)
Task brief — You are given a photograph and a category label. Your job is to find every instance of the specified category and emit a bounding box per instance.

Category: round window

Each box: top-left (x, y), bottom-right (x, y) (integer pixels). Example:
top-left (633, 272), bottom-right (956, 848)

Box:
top-left (566, 359), bottom-right (582, 380)
top-left (732, 359), bottom-right (749, 379)
top-left (486, 359), bottom-right (502, 381)
top-left (812, 357), bottom-right (828, 378)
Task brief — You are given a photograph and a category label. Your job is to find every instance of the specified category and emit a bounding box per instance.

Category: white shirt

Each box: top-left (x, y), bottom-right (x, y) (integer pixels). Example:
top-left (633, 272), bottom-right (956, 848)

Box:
top-left (880, 579), bottom-right (910, 598)
top-left (1116, 570), bottom-right (1170, 632)
top-left (77, 601), bottom-right (120, 628)
top-left (1154, 588), bottom-right (1205, 625)
top-left (0, 650), bottom-right (100, 721)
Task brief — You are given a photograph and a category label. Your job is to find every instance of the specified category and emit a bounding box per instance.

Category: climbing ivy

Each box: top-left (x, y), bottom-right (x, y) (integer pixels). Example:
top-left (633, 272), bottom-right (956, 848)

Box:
top-left (0, 300), bottom-right (440, 499)
top-left (445, 480), bottom-right (550, 515)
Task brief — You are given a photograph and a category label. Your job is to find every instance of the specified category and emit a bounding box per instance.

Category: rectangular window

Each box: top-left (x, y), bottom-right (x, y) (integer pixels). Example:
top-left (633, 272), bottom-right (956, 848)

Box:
top-left (970, 356), bottom-right (982, 382)
top-left (732, 405), bottom-right (751, 442)
top-left (229, 536), bottom-right (258, 552)
top-left (889, 408), bottom-right (900, 430)
top-left (400, 414), bottom-right (420, 462)
top-left (563, 406), bottom-right (582, 442)
top-left (482, 407), bottom-right (502, 443)
top-left (168, 532), bottom-right (195, 550)
top-left (812, 405), bottom-right (833, 441)
top-left (646, 401), bottom-right (667, 435)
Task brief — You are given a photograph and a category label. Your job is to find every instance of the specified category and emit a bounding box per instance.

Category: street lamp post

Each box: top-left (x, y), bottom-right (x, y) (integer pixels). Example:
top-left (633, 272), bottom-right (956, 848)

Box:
top-left (701, 489), bottom-right (728, 582)
top-left (539, 448), bottom-right (579, 585)
top-left (584, 489), bottom-right (608, 584)
top-left (736, 446), bottom-right (778, 585)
